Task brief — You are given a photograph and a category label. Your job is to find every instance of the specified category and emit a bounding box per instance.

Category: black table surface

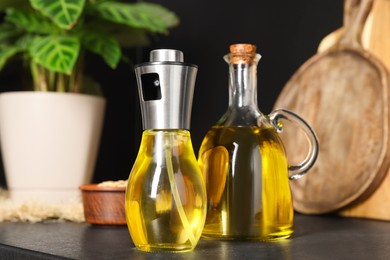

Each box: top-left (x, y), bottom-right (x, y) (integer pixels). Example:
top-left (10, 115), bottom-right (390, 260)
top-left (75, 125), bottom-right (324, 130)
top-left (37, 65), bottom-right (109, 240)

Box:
top-left (0, 213), bottom-right (390, 260)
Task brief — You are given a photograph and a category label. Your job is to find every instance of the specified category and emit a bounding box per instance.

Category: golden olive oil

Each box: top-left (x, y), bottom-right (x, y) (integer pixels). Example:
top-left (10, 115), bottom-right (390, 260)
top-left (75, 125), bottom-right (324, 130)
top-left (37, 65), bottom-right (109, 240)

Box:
top-left (198, 126), bottom-right (293, 240)
top-left (126, 130), bottom-right (206, 252)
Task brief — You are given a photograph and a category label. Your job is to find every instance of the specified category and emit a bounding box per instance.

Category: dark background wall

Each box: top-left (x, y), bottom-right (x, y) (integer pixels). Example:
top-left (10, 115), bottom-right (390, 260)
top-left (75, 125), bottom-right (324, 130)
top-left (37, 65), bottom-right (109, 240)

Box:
top-left (0, 1), bottom-right (343, 186)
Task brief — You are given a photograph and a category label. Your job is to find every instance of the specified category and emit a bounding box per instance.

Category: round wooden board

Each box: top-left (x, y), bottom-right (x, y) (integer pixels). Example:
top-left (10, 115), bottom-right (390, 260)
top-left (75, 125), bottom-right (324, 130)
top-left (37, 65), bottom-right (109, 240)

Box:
top-left (274, 47), bottom-right (390, 214)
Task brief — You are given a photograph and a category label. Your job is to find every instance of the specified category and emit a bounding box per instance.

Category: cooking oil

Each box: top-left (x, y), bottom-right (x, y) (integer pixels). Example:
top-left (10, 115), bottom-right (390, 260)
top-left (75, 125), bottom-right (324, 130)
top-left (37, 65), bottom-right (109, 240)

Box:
top-left (198, 125), bottom-right (293, 240)
top-left (126, 130), bottom-right (206, 252)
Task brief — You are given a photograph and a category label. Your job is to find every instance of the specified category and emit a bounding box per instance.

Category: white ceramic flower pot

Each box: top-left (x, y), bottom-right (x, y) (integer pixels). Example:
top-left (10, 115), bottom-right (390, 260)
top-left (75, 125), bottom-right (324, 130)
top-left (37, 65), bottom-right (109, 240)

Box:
top-left (0, 92), bottom-right (105, 203)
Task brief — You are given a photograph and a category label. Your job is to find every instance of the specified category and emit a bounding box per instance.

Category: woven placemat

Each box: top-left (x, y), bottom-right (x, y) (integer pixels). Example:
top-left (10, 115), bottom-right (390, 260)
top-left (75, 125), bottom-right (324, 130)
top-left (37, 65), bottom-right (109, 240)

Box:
top-left (0, 189), bottom-right (85, 223)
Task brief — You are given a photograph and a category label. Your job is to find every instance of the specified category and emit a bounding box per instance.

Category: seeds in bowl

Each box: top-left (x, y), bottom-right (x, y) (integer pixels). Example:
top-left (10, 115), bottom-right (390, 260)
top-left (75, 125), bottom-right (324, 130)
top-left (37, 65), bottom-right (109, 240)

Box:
top-left (97, 180), bottom-right (127, 188)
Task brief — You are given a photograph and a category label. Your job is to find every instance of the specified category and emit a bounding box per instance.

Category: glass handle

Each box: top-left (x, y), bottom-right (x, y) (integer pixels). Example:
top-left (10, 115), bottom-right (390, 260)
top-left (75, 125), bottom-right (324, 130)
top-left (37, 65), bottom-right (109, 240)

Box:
top-left (268, 109), bottom-right (319, 180)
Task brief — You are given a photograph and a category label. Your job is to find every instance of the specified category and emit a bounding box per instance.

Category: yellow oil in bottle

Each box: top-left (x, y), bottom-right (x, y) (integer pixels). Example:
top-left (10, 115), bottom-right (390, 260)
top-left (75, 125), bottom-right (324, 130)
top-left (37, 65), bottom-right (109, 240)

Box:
top-left (126, 130), bottom-right (206, 252)
top-left (198, 125), bottom-right (293, 240)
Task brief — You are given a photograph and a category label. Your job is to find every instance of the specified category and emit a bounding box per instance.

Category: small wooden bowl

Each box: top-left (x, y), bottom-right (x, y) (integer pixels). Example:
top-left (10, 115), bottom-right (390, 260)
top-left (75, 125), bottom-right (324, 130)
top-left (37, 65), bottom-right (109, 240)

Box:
top-left (79, 184), bottom-right (126, 225)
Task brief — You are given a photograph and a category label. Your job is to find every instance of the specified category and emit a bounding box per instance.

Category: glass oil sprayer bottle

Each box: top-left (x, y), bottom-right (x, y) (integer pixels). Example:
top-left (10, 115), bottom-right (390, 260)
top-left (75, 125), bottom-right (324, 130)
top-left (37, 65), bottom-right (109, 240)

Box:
top-left (126, 49), bottom-right (206, 252)
top-left (198, 44), bottom-right (319, 240)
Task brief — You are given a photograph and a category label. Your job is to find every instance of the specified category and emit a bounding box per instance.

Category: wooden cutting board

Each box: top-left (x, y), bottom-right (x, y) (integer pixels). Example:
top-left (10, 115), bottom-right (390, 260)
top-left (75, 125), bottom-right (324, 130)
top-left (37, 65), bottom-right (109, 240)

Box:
top-left (364, 0), bottom-right (390, 70)
top-left (274, 0), bottom-right (390, 214)
top-left (339, 0), bottom-right (390, 220)
top-left (318, 0), bottom-right (390, 70)
top-left (318, 0), bottom-right (366, 52)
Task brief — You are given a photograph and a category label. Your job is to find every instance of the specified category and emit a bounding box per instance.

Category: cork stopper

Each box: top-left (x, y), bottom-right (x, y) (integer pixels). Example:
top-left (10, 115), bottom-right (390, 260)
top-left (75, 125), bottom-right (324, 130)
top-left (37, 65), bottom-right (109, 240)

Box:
top-left (229, 44), bottom-right (257, 64)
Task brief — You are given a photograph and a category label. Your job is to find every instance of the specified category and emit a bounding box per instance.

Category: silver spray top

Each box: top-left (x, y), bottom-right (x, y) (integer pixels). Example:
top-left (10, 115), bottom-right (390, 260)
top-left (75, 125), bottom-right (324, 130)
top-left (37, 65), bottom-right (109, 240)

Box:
top-left (135, 49), bottom-right (198, 130)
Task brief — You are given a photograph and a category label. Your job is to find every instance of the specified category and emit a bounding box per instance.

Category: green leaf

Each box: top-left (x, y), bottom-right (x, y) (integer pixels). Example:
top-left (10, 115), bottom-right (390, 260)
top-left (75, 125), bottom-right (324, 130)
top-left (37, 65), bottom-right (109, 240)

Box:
top-left (29, 35), bottom-right (80, 74)
top-left (0, 33), bottom-right (34, 70)
top-left (135, 3), bottom-right (179, 29)
top-left (0, 45), bottom-right (23, 70)
top-left (29, 0), bottom-right (86, 30)
top-left (5, 8), bottom-right (59, 34)
top-left (0, 24), bottom-right (23, 43)
top-left (90, 2), bottom-right (179, 33)
top-left (80, 30), bottom-right (121, 69)
top-left (84, 20), bottom-right (150, 48)
top-left (15, 34), bottom-right (36, 49)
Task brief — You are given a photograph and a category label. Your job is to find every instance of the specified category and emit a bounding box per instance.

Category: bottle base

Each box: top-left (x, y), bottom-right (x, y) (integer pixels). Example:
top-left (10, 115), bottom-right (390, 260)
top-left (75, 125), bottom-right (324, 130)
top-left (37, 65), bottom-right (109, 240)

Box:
top-left (134, 243), bottom-right (195, 253)
top-left (201, 230), bottom-right (293, 241)
top-left (201, 234), bottom-right (292, 241)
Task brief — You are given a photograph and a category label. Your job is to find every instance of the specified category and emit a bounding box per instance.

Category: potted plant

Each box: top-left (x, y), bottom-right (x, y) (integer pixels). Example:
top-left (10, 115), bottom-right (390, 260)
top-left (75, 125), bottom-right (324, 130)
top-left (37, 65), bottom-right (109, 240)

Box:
top-left (0, 0), bottom-right (178, 203)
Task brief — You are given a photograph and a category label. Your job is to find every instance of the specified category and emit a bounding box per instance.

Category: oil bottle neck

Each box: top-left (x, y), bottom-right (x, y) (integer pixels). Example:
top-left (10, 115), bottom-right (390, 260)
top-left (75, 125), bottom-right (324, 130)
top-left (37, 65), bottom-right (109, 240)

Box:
top-left (228, 62), bottom-right (259, 109)
top-left (216, 53), bottom-right (262, 126)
